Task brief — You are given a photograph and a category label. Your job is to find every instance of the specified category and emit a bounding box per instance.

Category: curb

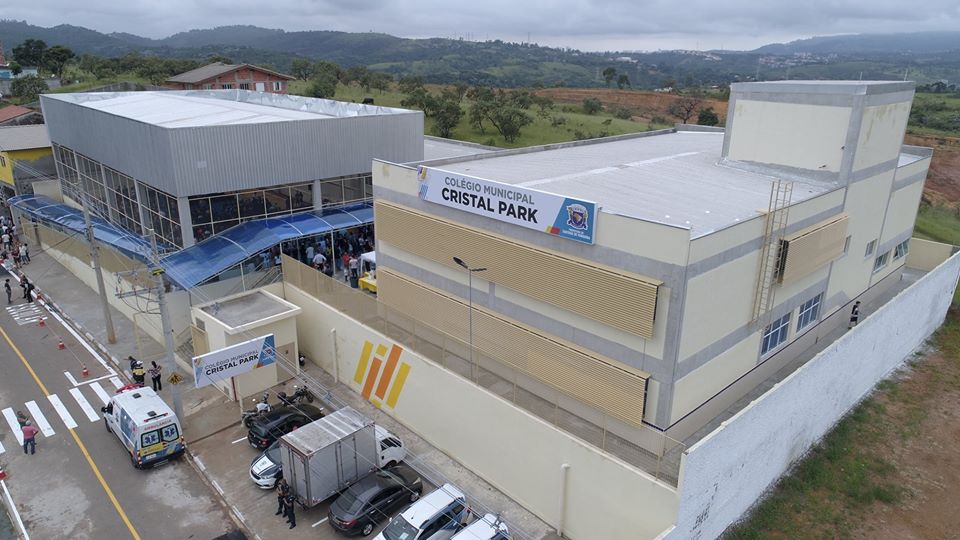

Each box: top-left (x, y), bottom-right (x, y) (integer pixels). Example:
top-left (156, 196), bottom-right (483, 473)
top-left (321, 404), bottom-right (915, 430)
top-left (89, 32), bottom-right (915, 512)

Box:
top-left (184, 452), bottom-right (257, 538)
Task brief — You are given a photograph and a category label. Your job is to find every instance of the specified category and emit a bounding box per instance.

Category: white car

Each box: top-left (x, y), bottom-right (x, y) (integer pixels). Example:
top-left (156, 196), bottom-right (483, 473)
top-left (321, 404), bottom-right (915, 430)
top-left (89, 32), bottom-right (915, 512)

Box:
top-left (374, 483), bottom-right (469, 540)
top-left (451, 514), bottom-right (510, 540)
top-left (249, 424), bottom-right (406, 489)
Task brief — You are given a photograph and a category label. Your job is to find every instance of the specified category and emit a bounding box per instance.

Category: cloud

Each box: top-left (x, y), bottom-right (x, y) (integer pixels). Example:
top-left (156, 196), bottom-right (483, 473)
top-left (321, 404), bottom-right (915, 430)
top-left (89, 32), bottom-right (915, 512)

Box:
top-left (5, 0), bottom-right (960, 50)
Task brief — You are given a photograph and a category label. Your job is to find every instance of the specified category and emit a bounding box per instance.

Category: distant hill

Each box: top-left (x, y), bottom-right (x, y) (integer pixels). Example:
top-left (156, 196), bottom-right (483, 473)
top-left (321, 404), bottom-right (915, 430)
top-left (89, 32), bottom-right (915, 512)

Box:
top-left (4, 20), bottom-right (960, 88)
top-left (753, 31), bottom-right (960, 54)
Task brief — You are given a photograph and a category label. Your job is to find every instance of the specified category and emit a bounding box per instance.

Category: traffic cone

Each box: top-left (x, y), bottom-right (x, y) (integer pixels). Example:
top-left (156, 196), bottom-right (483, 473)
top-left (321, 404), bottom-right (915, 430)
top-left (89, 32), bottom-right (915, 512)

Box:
top-left (57, 338), bottom-right (65, 350)
top-left (38, 318), bottom-right (45, 327)
top-left (0, 468), bottom-right (6, 481)
top-left (82, 365), bottom-right (89, 378)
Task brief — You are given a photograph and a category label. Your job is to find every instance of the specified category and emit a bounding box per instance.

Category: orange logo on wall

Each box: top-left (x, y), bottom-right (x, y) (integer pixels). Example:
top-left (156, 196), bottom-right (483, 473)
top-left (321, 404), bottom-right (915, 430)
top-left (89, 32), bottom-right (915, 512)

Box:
top-left (354, 341), bottom-right (411, 409)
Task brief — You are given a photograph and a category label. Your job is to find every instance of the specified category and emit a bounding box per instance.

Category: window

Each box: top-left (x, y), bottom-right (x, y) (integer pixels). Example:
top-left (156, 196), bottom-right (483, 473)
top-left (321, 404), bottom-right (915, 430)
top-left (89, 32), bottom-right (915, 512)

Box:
top-left (873, 251), bottom-right (890, 273)
top-left (0, 155), bottom-right (6, 167)
top-left (141, 430), bottom-right (160, 447)
top-left (843, 235), bottom-right (852, 255)
top-left (239, 83), bottom-right (250, 90)
top-left (894, 239), bottom-right (910, 260)
top-left (221, 83), bottom-right (233, 89)
top-left (273, 81), bottom-right (283, 91)
top-left (185, 84), bottom-right (193, 90)
top-left (761, 312), bottom-right (791, 355)
top-left (797, 293), bottom-right (823, 331)
top-left (865, 239), bottom-right (876, 258)
top-left (202, 84), bottom-right (212, 90)
top-left (161, 424), bottom-right (179, 442)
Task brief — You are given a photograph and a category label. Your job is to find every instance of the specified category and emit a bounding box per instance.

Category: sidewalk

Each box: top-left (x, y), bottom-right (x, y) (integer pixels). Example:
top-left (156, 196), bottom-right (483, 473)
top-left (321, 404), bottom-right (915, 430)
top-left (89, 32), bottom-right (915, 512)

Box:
top-left (17, 247), bottom-right (557, 540)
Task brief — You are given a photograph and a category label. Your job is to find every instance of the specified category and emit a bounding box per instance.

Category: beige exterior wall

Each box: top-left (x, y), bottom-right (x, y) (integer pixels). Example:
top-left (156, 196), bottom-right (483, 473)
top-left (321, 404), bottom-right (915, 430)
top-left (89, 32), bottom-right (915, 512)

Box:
top-left (671, 333), bottom-right (761, 423)
top-left (906, 238), bottom-right (956, 271)
top-left (282, 281), bottom-right (679, 540)
top-left (853, 101), bottom-right (912, 171)
top-left (726, 101), bottom-right (850, 172)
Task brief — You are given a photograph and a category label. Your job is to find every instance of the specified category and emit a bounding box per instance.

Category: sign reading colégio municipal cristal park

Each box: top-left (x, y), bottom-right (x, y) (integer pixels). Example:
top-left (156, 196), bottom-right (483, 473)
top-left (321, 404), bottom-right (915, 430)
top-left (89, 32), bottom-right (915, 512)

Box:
top-left (417, 166), bottom-right (598, 244)
top-left (192, 334), bottom-right (277, 388)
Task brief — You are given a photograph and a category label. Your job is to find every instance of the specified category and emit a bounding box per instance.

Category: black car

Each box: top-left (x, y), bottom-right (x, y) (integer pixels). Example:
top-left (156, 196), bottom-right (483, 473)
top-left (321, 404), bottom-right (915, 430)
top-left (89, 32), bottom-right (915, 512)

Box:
top-left (247, 404), bottom-right (324, 450)
top-left (329, 464), bottom-right (423, 536)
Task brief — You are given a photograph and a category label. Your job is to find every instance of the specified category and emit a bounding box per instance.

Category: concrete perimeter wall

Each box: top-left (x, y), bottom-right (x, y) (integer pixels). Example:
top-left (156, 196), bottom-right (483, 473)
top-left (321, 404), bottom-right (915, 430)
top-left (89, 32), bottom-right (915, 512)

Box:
top-left (664, 250), bottom-right (960, 540)
top-left (283, 282), bottom-right (679, 540)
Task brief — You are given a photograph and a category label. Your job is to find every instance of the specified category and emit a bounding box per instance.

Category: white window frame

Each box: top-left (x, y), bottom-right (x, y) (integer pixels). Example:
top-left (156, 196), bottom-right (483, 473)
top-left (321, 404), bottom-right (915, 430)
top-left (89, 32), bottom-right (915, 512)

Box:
top-left (893, 239), bottom-right (909, 260)
top-left (221, 83), bottom-right (233, 89)
top-left (873, 251), bottom-right (890, 273)
top-left (843, 235), bottom-right (852, 255)
top-left (272, 81), bottom-right (283, 92)
top-left (797, 293), bottom-right (823, 332)
top-left (761, 312), bottom-right (792, 356)
top-left (239, 82), bottom-right (250, 90)
top-left (864, 239), bottom-right (877, 258)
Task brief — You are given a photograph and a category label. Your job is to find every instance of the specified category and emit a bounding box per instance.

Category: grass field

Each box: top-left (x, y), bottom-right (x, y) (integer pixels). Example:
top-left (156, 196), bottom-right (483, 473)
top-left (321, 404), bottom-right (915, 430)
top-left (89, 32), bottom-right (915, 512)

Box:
top-left (907, 92), bottom-right (960, 138)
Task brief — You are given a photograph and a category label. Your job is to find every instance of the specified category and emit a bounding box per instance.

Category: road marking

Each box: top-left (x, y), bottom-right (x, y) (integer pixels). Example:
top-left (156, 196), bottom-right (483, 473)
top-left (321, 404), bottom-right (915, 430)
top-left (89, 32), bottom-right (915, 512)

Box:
top-left (0, 322), bottom-right (142, 540)
top-left (47, 394), bottom-right (78, 429)
top-left (4, 303), bottom-right (46, 326)
top-left (69, 388), bottom-right (101, 422)
top-left (25, 401), bottom-right (55, 437)
top-left (109, 377), bottom-right (123, 389)
top-left (231, 437), bottom-right (247, 444)
top-left (90, 382), bottom-right (111, 405)
top-left (2, 408), bottom-right (24, 446)
top-left (0, 439), bottom-right (4, 454)
top-left (1, 479), bottom-right (29, 540)
top-left (312, 517), bottom-right (329, 527)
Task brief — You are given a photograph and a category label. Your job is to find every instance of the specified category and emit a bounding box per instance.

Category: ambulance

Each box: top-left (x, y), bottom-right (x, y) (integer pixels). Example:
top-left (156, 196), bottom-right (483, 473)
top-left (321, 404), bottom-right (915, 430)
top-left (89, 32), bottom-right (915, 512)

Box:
top-left (101, 386), bottom-right (185, 469)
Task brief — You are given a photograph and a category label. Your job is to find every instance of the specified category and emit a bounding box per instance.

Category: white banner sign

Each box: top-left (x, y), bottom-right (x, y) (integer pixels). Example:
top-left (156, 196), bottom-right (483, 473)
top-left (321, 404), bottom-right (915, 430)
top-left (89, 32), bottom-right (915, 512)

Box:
top-left (192, 334), bottom-right (276, 388)
top-left (417, 166), bottom-right (598, 244)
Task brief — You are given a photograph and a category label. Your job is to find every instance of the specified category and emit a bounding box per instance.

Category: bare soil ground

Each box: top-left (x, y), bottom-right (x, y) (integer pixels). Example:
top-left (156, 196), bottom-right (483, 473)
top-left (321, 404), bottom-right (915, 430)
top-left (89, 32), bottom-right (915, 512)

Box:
top-left (906, 134), bottom-right (960, 205)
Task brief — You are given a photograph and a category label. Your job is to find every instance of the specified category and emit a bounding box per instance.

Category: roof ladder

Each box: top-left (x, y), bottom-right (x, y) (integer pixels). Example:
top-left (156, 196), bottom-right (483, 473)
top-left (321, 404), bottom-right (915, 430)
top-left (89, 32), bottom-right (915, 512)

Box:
top-left (752, 179), bottom-right (793, 325)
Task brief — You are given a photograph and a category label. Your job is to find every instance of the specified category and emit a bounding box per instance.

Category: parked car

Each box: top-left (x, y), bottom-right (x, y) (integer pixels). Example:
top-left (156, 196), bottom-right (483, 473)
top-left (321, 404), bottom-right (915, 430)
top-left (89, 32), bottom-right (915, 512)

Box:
top-left (451, 514), bottom-right (510, 540)
top-left (249, 425), bottom-right (407, 490)
top-left (246, 404), bottom-right (324, 450)
top-left (328, 464), bottom-right (423, 536)
top-left (373, 483), bottom-right (469, 540)
top-left (249, 440), bottom-right (283, 489)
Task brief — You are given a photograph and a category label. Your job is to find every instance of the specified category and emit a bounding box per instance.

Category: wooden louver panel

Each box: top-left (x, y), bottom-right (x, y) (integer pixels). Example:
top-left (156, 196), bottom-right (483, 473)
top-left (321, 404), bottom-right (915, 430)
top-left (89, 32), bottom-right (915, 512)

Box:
top-left (378, 269), bottom-right (649, 426)
top-left (375, 201), bottom-right (660, 339)
top-left (779, 215), bottom-right (849, 285)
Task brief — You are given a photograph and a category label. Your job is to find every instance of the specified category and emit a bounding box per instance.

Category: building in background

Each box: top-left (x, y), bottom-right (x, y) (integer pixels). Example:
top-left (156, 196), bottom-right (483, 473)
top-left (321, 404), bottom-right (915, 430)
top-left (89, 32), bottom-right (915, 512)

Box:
top-left (0, 105), bottom-right (43, 126)
top-left (0, 124), bottom-right (54, 200)
top-left (40, 90), bottom-right (423, 249)
top-left (373, 81), bottom-right (929, 446)
top-left (166, 62), bottom-right (295, 94)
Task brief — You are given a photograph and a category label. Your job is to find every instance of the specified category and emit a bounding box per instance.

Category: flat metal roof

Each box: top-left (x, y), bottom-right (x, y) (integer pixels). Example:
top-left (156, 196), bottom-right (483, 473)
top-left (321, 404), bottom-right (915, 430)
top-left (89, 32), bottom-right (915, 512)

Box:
top-left (434, 131), bottom-right (842, 238)
top-left (200, 291), bottom-right (293, 329)
top-left (421, 136), bottom-right (495, 161)
top-left (42, 90), bottom-right (416, 129)
top-left (0, 124), bottom-right (50, 151)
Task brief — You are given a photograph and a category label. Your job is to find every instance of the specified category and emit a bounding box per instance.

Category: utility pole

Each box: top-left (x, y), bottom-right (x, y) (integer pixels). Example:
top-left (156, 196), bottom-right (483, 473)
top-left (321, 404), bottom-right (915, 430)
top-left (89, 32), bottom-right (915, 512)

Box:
top-left (453, 257), bottom-right (486, 382)
top-left (80, 193), bottom-right (116, 344)
top-left (149, 229), bottom-right (183, 421)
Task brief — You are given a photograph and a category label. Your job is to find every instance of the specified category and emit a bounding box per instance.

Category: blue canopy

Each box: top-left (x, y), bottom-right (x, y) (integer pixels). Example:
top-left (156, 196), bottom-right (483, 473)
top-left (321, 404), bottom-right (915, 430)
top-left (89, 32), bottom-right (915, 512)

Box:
top-left (159, 202), bottom-right (373, 289)
top-left (9, 194), bottom-right (155, 263)
top-left (10, 194), bottom-right (373, 290)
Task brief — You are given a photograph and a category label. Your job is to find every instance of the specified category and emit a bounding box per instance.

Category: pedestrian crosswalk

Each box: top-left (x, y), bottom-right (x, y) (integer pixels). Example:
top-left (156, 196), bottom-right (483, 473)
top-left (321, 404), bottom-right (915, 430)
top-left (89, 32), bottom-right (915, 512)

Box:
top-left (0, 380), bottom-right (121, 454)
top-left (4, 303), bottom-right (46, 326)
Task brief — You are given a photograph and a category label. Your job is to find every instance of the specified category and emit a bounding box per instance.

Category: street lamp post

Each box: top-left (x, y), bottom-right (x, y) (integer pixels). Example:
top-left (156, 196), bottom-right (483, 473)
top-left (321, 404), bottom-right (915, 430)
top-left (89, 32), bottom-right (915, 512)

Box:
top-left (453, 257), bottom-right (486, 379)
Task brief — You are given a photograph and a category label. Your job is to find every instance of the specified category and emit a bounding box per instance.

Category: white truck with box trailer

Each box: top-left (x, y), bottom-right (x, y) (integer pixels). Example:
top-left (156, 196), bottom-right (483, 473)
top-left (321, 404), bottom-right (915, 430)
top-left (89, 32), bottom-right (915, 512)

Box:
top-left (280, 406), bottom-right (385, 507)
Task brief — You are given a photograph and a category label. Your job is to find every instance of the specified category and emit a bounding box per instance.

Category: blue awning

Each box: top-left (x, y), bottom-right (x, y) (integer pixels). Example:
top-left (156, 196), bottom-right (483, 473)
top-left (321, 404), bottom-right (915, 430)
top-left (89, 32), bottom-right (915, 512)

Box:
top-left (10, 194), bottom-right (374, 290)
top-left (159, 203), bottom-right (373, 289)
top-left (9, 194), bottom-right (155, 263)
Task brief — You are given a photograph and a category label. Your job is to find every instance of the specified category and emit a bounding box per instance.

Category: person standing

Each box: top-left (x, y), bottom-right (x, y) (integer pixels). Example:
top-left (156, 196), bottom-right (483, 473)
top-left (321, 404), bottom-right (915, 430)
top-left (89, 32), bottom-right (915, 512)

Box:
top-left (311, 250), bottom-right (326, 271)
top-left (848, 301), bottom-right (861, 329)
top-left (284, 491), bottom-right (297, 529)
top-left (149, 361), bottom-right (163, 392)
top-left (305, 243), bottom-right (315, 266)
top-left (19, 275), bottom-right (27, 299)
top-left (132, 361), bottom-right (146, 385)
top-left (24, 280), bottom-right (34, 303)
top-left (16, 410), bottom-right (28, 427)
top-left (275, 478), bottom-right (289, 517)
top-left (22, 420), bottom-right (39, 455)
top-left (4, 279), bottom-right (11, 303)
top-left (1, 231), bottom-right (9, 251)
top-left (20, 241), bottom-right (28, 264)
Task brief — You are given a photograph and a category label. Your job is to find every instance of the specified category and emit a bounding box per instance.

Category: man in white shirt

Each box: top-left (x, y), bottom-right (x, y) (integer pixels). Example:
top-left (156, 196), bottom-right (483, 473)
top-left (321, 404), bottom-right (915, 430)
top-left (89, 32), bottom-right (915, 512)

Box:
top-left (312, 251), bottom-right (326, 270)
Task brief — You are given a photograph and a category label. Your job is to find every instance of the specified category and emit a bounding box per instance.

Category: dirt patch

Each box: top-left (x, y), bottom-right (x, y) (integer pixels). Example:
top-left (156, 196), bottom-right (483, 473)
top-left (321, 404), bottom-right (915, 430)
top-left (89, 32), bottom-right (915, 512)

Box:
top-left (849, 350), bottom-right (960, 540)
top-left (906, 134), bottom-right (960, 205)
top-left (534, 88), bottom-right (726, 123)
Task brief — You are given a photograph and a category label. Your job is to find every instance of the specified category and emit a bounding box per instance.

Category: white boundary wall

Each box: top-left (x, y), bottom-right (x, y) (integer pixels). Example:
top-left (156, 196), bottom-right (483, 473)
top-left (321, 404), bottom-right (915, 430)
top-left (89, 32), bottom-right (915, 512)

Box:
top-left (664, 250), bottom-right (960, 540)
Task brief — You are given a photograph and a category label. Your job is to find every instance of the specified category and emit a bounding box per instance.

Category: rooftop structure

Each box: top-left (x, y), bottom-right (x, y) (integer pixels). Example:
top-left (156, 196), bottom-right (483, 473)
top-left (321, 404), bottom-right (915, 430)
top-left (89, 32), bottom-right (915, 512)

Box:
top-left (199, 289), bottom-right (301, 333)
top-left (167, 62), bottom-right (294, 85)
top-left (0, 124), bottom-right (50, 151)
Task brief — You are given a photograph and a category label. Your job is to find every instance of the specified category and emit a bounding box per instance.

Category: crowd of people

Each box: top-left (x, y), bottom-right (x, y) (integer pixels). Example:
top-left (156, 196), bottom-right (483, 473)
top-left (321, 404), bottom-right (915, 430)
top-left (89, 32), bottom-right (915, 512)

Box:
top-left (0, 215), bottom-right (30, 271)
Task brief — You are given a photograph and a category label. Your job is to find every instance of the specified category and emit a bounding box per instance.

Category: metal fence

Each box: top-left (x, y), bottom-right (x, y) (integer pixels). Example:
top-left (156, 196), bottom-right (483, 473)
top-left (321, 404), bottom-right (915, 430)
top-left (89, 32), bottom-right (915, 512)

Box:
top-left (282, 256), bottom-right (685, 485)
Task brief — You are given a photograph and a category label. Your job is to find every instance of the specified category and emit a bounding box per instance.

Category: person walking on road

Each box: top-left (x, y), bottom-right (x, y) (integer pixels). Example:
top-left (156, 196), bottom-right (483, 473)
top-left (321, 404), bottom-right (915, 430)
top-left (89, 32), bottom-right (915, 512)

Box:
top-left (132, 361), bottom-right (146, 386)
top-left (149, 361), bottom-right (162, 392)
top-left (4, 279), bottom-right (11, 303)
top-left (275, 478), bottom-right (289, 517)
top-left (285, 491), bottom-right (297, 529)
top-left (24, 279), bottom-right (34, 303)
top-left (19, 275), bottom-right (27, 299)
top-left (22, 420), bottom-right (39, 455)
top-left (848, 301), bottom-right (861, 329)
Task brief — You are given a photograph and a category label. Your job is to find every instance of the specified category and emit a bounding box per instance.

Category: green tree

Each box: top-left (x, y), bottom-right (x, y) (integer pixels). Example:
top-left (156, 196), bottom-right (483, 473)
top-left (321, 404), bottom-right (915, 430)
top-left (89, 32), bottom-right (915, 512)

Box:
top-left (368, 72), bottom-right (392, 94)
top-left (582, 97), bottom-right (602, 115)
top-left (313, 61), bottom-right (343, 82)
top-left (8, 62), bottom-right (22, 76)
top-left (206, 54), bottom-right (234, 64)
top-left (342, 65), bottom-right (369, 86)
top-left (401, 87), bottom-right (437, 114)
top-left (617, 74), bottom-right (630, 89)
top-left (432, 95), bottom-right (464, 138)
top-left (11, 75), bottom-right (49, 102)
top-left (488, 105), bottom-right (532, 143)
top-left (309, 72), bottom-right (338, 99)
top-left (467, 86), bottom-right (496, 133)
top-left (398, 76), bottom-right (425, 94)
top-left (602, 67), bottom-right (617, 87)
top-left (697, 107), bottom-right (720, 126)
top-left (136, 58), bottom-right (170, 86)
top-left (290, 59), bottom-right (314, 81)
top-left (43, 45), bottom-right (75, 79)
top-left (12, 39), bottom-right (46, 68)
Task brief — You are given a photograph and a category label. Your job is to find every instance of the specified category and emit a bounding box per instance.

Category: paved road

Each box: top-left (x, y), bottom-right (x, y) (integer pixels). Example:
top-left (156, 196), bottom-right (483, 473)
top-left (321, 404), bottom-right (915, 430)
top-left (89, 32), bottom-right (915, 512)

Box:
top-left (0, 280), bottom-right (241, 540)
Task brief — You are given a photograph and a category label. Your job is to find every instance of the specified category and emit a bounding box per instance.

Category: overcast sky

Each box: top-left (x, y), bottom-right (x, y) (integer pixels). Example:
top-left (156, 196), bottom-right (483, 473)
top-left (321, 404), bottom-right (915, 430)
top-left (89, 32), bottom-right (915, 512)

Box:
top-left (6, 0), bottom-right (960, 51)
